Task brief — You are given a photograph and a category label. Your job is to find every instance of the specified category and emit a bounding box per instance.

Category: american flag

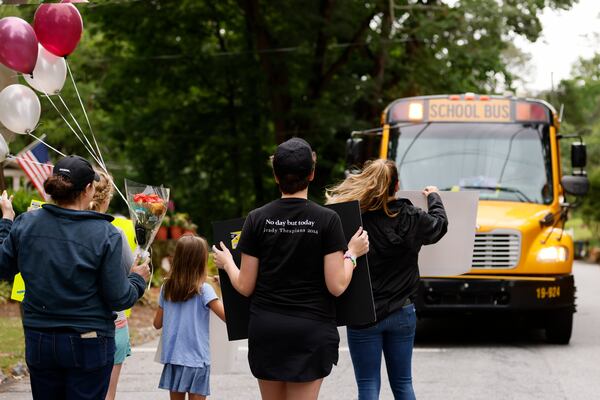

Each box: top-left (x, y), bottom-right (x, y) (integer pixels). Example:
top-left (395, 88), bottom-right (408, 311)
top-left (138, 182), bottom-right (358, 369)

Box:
top-left (16, 141), bottom-right (53, 200)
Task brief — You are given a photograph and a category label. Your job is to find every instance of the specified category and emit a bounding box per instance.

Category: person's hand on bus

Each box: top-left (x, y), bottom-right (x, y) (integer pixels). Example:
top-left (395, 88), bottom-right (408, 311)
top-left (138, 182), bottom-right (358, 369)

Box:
top-left (0, 190), bottom-right (15, 221)
top-left (347, 226), bottom-right (369, 258)
top-left (131, 256), bottom-right (151, 282)
top-left (423, 186), bottom-right (439, 197)
top-left (212, 242), bottom-right (234, 270)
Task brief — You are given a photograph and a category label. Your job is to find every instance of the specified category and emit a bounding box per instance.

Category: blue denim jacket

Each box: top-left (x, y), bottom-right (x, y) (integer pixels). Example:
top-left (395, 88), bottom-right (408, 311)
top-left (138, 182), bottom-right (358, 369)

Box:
top-left (0, 204), bottom-right (145, 337)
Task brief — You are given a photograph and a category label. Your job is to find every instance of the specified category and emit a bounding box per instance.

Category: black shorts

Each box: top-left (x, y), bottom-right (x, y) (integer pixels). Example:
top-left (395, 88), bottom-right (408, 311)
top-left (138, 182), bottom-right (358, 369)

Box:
top-left (248, 306), bottom-right (340, 382)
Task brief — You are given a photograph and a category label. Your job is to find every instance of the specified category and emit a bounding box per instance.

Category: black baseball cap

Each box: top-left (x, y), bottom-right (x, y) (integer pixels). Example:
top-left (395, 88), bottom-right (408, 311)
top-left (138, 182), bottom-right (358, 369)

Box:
top-left (53, 155), bottom-right (100, 190)
top-left (272, 137), bottom-right (315, 177)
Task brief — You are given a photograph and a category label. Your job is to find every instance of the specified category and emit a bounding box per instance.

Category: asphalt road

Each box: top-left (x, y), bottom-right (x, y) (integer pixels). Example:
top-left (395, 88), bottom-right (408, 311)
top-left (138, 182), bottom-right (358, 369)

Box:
top-left (2, 261), bottom-right (600, 399)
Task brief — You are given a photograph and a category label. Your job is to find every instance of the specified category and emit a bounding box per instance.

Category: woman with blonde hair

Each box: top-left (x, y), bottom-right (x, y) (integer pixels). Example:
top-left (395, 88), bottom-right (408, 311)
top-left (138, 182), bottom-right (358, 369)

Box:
top-left (89, 170), bottom-right (135, 400)
top-left (326, 159), bottom-right (448, 400)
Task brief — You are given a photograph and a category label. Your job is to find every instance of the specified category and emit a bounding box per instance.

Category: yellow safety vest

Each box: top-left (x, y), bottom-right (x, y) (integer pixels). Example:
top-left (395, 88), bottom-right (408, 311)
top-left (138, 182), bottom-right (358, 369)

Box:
top-left (111, 216), bottom-right (137, 317)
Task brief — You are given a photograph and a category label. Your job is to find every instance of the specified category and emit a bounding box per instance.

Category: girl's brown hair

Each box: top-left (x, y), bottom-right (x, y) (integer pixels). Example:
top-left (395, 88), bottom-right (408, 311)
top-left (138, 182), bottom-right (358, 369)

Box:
top-left (89, 170), bottom-right (114, 212)
top-left (325, 159), bottom-right (399, 217)
top-left (163, 235), bottom-right (209, 302)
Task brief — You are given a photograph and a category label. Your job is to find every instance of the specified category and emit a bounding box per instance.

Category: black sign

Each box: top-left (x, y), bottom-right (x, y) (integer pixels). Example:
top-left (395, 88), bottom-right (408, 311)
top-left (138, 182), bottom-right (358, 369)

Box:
top-left (327, 201), bottom-right (376, 327)
top-left (211, 218), bottom-right (249, 341)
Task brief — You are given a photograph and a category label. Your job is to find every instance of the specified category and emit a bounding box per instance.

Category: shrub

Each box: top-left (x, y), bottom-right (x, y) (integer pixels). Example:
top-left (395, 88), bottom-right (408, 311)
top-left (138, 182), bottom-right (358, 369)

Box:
top-left (9, 189), bottom-right (41, 216)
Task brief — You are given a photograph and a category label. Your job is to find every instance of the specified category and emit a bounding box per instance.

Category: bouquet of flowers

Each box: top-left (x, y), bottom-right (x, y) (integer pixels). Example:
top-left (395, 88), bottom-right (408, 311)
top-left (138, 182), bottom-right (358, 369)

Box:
top-left (124, 179), bottom-right (170, 257)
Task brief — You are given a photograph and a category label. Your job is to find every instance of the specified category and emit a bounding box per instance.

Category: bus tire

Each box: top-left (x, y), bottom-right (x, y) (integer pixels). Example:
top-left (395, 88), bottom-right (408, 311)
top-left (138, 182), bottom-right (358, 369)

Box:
top-left (545, 309), bottom-right (573, 345)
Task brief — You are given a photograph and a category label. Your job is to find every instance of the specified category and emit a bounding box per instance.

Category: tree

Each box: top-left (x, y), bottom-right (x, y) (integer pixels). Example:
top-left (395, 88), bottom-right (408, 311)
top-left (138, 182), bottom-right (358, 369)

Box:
top-left (555, 53), bottom-right (600, 227)
top-left (1, 1), bottom-right (579, 237)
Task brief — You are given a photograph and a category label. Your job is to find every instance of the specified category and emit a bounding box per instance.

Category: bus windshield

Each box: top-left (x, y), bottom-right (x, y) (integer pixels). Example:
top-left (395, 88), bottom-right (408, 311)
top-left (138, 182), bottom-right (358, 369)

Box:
top-left (392, 123), bottom-right (554, 204)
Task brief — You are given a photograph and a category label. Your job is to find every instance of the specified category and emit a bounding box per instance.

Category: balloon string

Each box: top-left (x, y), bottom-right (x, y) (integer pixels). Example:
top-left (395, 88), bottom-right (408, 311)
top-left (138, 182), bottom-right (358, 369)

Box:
top-left (66, 61), bottom-right (106, 169)
top-left (39, 94), bottom-right (130, 209)
top-left (26, 133), bottom-right (67, 157)
top-left (42, 93), bottom-right (103, 167)
top-left (57, 94), bottom-right (103, 168)
top-left (62, 64), bottom-right (131, 212)
top-left (107, 178), bottom-right (130, 216)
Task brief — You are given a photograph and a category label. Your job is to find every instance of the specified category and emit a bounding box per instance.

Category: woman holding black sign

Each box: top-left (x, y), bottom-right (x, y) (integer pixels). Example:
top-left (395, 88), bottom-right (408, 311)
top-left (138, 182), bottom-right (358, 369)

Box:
top-left (213, 138), bottom-right (369, 400)
top-left (326, 159), bottom-right (448, 400)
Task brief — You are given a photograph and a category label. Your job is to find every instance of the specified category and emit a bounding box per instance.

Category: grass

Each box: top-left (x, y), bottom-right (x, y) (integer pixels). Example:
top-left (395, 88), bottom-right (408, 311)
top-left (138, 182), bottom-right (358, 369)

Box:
top-left (0, 316), bottom-right (24, 374)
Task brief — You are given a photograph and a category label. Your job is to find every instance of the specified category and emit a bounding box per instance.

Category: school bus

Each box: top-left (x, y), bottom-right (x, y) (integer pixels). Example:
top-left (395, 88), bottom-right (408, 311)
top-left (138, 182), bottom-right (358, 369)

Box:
top-left (346, 93), bottom-right (590, 344)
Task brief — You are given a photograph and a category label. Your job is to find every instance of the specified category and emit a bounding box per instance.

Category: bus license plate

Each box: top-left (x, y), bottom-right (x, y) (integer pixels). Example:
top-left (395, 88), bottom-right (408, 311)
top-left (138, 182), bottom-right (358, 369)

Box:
top-left (536, 286), bottom-right (560, 299)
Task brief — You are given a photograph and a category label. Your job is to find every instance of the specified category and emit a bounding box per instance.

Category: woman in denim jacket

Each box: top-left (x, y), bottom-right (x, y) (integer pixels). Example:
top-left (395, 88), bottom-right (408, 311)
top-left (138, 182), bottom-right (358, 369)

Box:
top-left (0, 155), bottom-right (150, 400)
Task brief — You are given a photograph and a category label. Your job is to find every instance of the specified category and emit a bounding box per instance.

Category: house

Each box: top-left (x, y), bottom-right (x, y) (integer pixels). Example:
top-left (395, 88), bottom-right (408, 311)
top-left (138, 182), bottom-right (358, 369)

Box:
top-left (2, 157), bottom-right (29, 191)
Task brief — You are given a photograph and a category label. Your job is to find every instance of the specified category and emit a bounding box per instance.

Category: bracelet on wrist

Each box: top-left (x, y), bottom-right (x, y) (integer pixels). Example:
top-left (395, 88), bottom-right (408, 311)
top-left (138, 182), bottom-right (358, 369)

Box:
top-left (344, 251), bottom-right (357, 268)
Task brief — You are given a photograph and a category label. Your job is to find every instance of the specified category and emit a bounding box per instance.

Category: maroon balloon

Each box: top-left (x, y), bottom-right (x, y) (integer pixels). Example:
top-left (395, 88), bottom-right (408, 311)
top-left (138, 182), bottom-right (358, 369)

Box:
top-left (33, 3), bottom-right (83, 57)
top-left (0, 17), bottom-right (39, 75)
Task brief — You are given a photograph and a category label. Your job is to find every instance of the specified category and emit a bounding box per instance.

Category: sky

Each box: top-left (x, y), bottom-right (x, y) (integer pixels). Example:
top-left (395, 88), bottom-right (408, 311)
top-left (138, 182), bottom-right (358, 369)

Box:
top-left (514, 0), bottom-right (600, 94)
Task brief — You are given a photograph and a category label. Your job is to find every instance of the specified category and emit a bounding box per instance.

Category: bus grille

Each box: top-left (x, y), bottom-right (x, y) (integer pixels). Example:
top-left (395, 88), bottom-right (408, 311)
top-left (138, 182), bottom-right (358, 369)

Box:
top-left (472, 231), bottom-right (521, 269)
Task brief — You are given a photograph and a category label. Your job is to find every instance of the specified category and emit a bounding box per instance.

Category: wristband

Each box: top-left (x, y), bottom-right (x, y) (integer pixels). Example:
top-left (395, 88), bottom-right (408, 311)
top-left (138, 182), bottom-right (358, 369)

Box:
top-left (344, 251), bottom-right (357, 268)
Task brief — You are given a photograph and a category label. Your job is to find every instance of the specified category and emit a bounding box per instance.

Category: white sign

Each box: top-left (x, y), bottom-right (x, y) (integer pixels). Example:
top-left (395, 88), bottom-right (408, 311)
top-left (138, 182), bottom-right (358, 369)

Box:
top-left (397, 191), bottom-right (478, 277)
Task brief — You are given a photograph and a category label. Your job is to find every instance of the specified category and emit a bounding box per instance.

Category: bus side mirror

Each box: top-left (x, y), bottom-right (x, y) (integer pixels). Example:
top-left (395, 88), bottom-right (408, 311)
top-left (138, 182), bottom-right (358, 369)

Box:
top-left (346, 138), bottom-right (364, 168)
top-left (561, 175), bottom-right (589, 197)
top-left (571, 142), bottom-right (586, 169)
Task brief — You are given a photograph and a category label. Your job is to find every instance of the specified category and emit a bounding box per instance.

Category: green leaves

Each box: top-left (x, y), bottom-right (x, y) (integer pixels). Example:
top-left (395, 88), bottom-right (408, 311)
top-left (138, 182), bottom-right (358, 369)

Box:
top-left (555, 52), bottom-right (600, 226)
top-left (2, 0), bottom-right (576, 238)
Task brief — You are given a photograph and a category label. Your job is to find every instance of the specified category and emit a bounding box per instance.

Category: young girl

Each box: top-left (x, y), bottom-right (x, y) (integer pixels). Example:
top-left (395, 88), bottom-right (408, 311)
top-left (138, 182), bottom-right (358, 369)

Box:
top-left (153, 235), bottom-right (226, 400)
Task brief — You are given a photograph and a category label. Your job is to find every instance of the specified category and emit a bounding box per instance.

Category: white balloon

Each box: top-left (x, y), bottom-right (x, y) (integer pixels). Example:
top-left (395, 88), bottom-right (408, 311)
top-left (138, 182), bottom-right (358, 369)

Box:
top-left (0, 84), bottom-right (41, 135)
top-left (24, 45), bottom-right (67, 95)
top-left (0, 134), bottom-right (8, 162)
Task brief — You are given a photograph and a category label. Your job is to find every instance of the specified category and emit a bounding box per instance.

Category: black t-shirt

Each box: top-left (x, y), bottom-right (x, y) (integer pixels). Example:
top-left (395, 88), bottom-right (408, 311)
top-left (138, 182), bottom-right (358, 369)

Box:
top-left (237, 198), bottom-right (347, 321)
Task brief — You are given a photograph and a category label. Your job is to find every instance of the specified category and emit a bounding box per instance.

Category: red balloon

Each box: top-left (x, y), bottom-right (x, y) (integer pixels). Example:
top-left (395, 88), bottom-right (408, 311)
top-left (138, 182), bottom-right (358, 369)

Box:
top-left (0, 17), bottom-right (39, 75)
top-left (33, 3), bottom-right (83, 57)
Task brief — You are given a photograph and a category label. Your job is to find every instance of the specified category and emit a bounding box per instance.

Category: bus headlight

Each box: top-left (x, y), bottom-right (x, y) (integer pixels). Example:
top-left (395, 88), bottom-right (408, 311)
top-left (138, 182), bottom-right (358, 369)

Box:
top-left (537, 246), bottom-right (568, 262)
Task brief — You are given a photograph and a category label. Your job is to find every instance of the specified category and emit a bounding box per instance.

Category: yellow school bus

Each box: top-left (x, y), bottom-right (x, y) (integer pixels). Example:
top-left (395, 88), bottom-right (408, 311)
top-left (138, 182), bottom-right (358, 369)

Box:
top-left (347, 93), bottom-right (590, 344)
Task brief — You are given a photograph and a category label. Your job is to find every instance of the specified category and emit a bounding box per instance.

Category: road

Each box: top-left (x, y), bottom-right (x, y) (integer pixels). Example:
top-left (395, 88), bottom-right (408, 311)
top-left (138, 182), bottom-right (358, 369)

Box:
top-left (2, 261), bottom-right (600, 399)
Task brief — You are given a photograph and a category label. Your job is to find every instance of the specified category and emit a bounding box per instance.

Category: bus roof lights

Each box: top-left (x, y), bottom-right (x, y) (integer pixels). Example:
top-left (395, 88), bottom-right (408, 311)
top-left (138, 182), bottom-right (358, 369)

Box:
top-left (386, 96), bottom-right (551, 124)
top-left (408, 102), bottom-right (424, 120)
top-left (516, 102), bottom-right (549, 123)
top-left (464, 92), bottom-right (476, 100)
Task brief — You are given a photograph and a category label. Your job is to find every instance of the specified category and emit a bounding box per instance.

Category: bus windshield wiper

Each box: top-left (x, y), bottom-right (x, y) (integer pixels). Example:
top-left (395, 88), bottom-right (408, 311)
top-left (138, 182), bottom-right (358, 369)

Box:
top-left (458, 185), bottom-right (532, 203)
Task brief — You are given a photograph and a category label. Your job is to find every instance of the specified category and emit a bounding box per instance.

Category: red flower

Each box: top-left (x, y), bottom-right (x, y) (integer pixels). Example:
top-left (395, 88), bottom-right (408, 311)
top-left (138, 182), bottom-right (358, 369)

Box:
top-left (133, 193), bottom-right (164, 204)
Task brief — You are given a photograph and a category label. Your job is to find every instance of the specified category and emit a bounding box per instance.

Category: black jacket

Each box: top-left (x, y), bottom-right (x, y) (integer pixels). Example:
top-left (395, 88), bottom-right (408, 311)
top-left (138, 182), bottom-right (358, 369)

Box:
top-left (356, 193), bottom-right (448, 327)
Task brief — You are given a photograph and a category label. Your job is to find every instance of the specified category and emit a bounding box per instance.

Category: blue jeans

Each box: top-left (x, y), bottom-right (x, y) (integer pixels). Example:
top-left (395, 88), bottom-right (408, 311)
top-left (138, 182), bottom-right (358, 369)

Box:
top-left (347, 304), bottom-right (417, 400)
top-left (24, 329), bottom-right (115, 400)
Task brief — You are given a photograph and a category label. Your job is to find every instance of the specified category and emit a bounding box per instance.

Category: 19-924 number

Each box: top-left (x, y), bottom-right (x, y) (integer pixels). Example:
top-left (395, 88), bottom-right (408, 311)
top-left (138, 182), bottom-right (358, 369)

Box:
top-left (536, 286), bottom-right (560, 299)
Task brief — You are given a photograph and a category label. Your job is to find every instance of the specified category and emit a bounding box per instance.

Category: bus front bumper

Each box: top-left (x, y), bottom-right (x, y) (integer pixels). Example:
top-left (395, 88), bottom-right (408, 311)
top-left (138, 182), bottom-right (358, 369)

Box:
top-left (415, 274), bottom-right (575, 315)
